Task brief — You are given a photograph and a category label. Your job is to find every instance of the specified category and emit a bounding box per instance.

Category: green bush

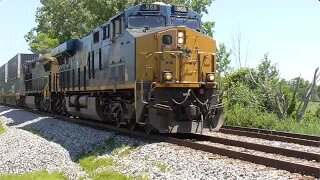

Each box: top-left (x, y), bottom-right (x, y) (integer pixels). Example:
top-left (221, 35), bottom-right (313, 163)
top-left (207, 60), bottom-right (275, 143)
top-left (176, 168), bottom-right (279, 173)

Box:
top-left (275, 119), bottom-right (320, 136)
top-left (224, 104), bottom-right (278, 130)
top-left (224, 104), bottom-right (320, 135)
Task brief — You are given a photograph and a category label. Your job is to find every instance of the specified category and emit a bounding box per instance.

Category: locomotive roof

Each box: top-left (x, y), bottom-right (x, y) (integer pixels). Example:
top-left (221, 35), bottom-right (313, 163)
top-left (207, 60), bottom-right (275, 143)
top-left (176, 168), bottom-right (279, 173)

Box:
top-left (51, 3), bottom-right (201, 56)
top-left (92, 3), bottom-right (201, 32)
top-left (113, 3), bottom-right (199, 21)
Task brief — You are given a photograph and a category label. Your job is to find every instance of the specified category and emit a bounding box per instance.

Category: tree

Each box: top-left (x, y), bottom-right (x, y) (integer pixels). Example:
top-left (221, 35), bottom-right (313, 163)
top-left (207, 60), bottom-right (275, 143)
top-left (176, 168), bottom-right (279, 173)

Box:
top-left (312, 94), bottom-right (319, 102)
top-left (216, 43), bottom-right (231, 77)
top-left (297, 67), bottom-right (320, 122)
top-left (26, 0), bottom-right (215, 53)
top-left (202, 21), bottom-right (215, 37)
top-left (289, 77), bottom-right (310, 101)
top-left (247, 54), bottom-right (299, 119)
top-left (25, 32), bottom-right (59, 54)
top-left (231, 30), bottom-right (250, 68)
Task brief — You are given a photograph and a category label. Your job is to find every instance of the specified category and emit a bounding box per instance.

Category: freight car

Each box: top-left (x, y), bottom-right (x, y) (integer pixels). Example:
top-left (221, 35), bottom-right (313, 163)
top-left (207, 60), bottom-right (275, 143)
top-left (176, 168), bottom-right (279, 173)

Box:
top-left (0, 3), bottom-right (223, 134)
top-left (0, 54), bottom-right (39, 106)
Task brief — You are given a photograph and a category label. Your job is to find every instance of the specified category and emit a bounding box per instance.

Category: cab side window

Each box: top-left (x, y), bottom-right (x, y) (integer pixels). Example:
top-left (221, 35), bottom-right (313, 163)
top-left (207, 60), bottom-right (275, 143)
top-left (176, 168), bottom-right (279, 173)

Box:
top-left (102, 24), bottom-right (110, 40)
top-left (113, 16), bottom-right (123, 37)
top-left (93, 31), bottom-right (99, 43)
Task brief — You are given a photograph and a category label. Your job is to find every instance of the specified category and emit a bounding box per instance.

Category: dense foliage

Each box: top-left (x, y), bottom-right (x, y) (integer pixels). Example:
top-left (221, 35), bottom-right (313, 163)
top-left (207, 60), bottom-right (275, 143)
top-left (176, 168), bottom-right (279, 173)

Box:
top-left (219, 53), bottom-right (320, 135)
top-left (25, 0), bottom-right (215, 53)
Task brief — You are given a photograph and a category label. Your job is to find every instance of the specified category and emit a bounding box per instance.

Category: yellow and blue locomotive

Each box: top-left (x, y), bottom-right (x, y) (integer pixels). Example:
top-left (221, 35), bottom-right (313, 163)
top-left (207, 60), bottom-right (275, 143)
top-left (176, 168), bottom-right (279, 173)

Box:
top-left (0, 3), bottom-right (223, 133)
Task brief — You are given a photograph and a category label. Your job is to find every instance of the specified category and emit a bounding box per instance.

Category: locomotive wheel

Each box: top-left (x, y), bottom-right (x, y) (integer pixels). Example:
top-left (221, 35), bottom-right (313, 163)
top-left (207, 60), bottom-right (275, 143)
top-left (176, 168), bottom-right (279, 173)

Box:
top-left (115, 112), bottom-right (122, 128)
top-left (115, 118), bottom-right (121, 128)
top-left (129, 119), bottom-right (136, 131)
top-left (144, 125), bottom-right (152, 134)
top-left (144, 120), bottom-right (153, 134)
top-left (115, 121), bottom-right (121, 127)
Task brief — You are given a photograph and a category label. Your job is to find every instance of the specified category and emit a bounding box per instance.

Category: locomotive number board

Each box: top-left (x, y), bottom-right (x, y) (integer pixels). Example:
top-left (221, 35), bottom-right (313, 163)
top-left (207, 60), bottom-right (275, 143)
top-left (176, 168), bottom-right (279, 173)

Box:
top-left (172, 5), bottom-right (188, 12)
top-left (141, 4), bottom-right (161, 11)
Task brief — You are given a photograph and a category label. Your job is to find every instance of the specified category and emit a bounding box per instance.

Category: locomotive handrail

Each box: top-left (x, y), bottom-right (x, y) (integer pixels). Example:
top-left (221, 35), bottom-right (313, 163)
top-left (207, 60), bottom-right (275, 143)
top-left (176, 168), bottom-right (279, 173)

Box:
top-left (197, 52), bottom-right (216, 55)
top-left (25, 76), bottom-right (48, 81)
top-left (186, 70), bottom-right (198, 73)
top-left (141, 51), bottom-right (214, 56)
top-left (154, 51), bottom-right (184, 54)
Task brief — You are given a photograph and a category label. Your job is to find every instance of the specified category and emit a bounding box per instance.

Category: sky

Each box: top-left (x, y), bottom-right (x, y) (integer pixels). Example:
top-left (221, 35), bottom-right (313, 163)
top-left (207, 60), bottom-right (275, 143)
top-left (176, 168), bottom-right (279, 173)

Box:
top-left (0, 0), bottom-right (319, 81)
top-left (203, 0), bottom-right (320, 81)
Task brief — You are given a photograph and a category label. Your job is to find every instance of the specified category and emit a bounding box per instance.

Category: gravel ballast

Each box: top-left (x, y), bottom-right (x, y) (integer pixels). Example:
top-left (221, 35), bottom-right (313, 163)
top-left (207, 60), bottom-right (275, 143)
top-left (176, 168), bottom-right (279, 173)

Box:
top-left (0, 106), bottom-right (310, 179)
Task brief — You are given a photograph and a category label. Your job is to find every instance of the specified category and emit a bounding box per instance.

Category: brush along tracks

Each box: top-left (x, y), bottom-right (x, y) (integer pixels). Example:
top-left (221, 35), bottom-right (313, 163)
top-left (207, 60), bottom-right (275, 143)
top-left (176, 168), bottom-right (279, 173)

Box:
top-left (14, 108), bottom-right (320, 178)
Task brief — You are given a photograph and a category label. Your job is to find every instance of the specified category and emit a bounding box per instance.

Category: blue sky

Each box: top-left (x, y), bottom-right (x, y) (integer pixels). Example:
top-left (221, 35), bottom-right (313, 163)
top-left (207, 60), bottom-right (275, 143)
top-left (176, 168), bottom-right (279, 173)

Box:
top-left (0, 0), bottom-right (319, 81)
top-left (203, 0), bottom-right (320, 81)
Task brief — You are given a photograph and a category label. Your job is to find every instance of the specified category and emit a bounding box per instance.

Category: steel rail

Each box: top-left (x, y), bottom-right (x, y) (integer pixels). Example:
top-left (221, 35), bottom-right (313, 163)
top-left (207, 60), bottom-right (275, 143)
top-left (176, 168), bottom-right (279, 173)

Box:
top-left (220, 127), bottom-right (320, 147)
top-left (170, 134), bottom-right (320, 162)
top-left (162, 137), bottom-right (320, 178)
top-left (222, 125), bottom-right (320, 141)
top-left (9, 108), bottom-right (320, 178)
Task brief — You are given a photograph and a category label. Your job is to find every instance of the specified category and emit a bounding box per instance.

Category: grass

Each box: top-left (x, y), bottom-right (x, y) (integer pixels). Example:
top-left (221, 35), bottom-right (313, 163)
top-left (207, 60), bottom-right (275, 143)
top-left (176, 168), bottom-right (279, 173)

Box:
top-left (76, 137), bottom-right (116, 161)
top-left (225, 104), bottom-right (320, 136)
top-left (0, 124), bottom-right (5, 135)
top-left (79, 155), bottom-right (114, 172)
top-left (28, 128), bottom-right (40, 135)
top-left (78, 154), bottom-right (133, 180)
top-left (93, 171), bottom-right (131, 180)
top-left (112, 144), bottom-right (138, 158)
top-left (6, 122), bottom-right (14, 126)
top-left (154, 162), bottom-right (168, 172)
top-left (78, 138), bottom-right (138, 180)
top-left (106, 137), bottom-right (116, 147)
top-left (275, 119), bottom-right (320, 135)
top-left (0, 170), bottom-right (67, 180)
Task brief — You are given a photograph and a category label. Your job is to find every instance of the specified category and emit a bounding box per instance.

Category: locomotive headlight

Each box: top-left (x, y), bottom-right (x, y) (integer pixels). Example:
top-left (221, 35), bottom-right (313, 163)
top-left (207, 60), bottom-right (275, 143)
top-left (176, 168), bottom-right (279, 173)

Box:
top-left (163, 71), bottom-right (173, 81)
top-left (178, 31), bottom-right (184, 38)
top-left (177, 31), bottom-right (184, 44)
top-left (206, 73), bottom-right (215, 82)
top-left (178, 37), bottom-right (184, 44)
top-left (164, 72), bottom-right (173, 81)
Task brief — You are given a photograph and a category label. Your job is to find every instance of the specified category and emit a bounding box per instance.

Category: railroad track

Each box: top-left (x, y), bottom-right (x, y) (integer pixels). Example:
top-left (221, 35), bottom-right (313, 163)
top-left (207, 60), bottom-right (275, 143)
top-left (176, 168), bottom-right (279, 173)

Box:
top-left (5, 107), bottom-right (320, 178)
top-left (220, 125), bottom-right (320, 147)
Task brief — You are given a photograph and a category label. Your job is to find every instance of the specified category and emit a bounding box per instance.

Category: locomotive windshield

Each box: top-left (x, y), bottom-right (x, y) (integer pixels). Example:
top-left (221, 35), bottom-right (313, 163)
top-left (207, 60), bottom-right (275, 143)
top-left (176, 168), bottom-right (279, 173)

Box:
top-left (171, 17), bottom-right (200, 30)
top-left (128, 16), bottom-right (166, 29)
